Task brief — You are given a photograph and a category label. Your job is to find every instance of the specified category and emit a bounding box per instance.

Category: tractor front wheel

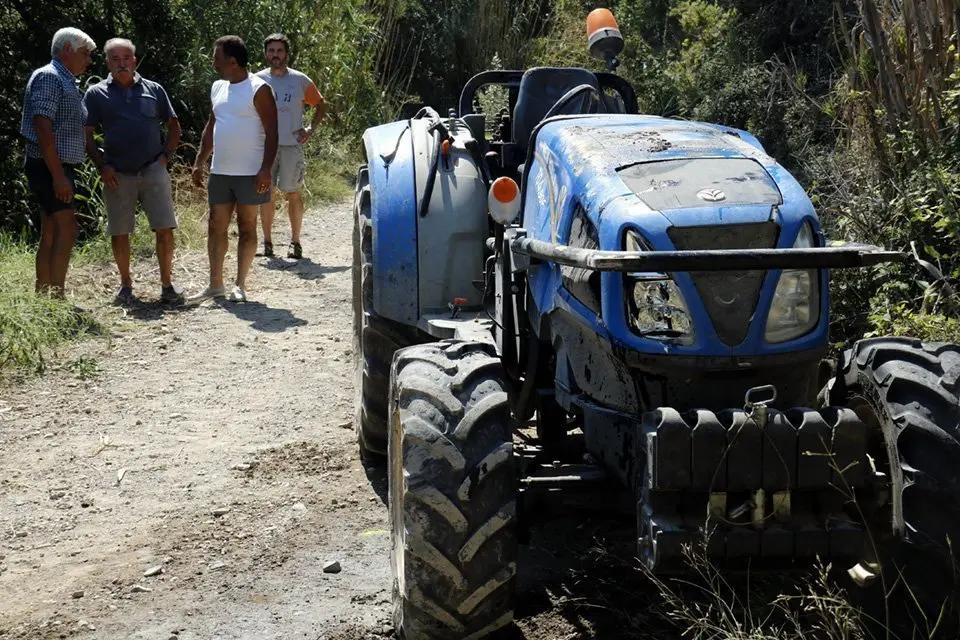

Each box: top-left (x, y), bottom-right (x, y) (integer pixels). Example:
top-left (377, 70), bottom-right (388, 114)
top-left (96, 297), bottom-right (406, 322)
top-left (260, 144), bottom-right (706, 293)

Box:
top-left (388, 340), bottom-right (518, 639)
top-left (826, 337), bottom-right (960, 636)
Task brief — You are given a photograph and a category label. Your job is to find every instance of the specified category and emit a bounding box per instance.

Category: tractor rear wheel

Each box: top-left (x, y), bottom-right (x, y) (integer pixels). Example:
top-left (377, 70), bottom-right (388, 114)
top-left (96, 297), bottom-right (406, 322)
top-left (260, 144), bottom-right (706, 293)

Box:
top-left (388, 340), bottom-right (518, 639)
top-left (826, 337), bottom-right (960, 635)
top-left (353, 165), bottom-right (421, 463)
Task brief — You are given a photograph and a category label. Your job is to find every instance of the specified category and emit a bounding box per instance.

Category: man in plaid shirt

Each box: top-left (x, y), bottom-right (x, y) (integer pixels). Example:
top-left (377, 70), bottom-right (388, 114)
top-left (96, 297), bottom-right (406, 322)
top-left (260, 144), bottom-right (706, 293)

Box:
top-left (21, 27), bottom-right (96, 297)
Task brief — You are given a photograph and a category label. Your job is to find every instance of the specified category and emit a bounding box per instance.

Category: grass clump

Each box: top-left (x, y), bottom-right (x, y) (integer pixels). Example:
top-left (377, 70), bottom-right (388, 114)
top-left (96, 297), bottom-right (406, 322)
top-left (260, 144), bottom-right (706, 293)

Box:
top-left (0, 238), bottom-right (100, 375)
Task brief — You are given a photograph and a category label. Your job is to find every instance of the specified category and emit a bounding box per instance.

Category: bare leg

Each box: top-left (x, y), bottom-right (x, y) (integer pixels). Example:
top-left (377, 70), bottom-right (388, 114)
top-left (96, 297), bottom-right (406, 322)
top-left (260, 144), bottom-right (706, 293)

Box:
top-left (36, 215), bottom-right (55, 294)
top-left (155, 228), bottom-right (175, 288)
top-left (48, 209), bottom-right (78, 296)
top-left (111, 234), bottom-right (132, 288)
top-left (259, 189), bottom-right (278, 246)
top-left (235, 205), bottom-right (258, 289)
top-left (208, 204), bottom-right (233, 289)
top-left (287, 191), bottom-right (304, 245)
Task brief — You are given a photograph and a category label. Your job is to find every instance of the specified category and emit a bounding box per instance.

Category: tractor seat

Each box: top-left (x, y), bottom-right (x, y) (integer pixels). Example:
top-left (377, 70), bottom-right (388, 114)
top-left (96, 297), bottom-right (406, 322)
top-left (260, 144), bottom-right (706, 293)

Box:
top-left (512, 67), bottom-right (600, 155)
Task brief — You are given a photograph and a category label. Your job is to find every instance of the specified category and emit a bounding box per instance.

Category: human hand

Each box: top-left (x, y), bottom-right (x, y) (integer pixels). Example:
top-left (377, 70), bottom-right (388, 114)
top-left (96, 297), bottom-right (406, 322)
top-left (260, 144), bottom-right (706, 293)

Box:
top-left (100, 164), bottom-right (119, 189)
top-left (191, 165), bottom-right (205, 188)
top-left (255, 168), bottom-right (271, 194)
top-left (158, 154), bottom-right (169, 169)
top-left (52, 173), bottom-right (74, 203)
top-left (296, 126), bottom-right (313, 144)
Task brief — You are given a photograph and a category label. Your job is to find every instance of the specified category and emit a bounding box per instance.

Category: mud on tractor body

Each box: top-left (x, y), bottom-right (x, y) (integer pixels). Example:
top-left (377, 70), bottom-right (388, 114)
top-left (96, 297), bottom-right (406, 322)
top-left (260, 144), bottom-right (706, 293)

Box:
top-left (352, 9), bottom-right (960, 639)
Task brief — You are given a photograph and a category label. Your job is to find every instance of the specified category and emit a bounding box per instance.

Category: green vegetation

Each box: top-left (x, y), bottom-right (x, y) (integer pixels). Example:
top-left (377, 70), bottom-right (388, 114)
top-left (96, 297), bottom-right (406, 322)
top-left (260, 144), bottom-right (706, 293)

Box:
top-left (0, 236), bottom-right (99, 375)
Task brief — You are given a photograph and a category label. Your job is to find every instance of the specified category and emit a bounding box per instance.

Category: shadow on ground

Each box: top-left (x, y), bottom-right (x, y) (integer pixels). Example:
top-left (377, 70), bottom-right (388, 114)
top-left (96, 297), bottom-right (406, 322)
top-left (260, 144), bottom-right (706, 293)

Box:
top-left (213, 298), bottom-right (308, 333)
top-left (120, 298), bottom-right (206, 322)
top-left (363, 463), bottom-right (389, 506)
top-left (511, 515), bottom-right (677, 640)
top-left (263, 256), bottom-right (350, 282)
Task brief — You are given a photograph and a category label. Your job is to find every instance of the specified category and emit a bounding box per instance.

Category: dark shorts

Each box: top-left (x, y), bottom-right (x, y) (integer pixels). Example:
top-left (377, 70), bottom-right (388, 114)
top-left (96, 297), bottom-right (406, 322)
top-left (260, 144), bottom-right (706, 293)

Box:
top-left (208, 173), bottom-right (270, 207)
top-left (24, 157), bottom-right (78, 215)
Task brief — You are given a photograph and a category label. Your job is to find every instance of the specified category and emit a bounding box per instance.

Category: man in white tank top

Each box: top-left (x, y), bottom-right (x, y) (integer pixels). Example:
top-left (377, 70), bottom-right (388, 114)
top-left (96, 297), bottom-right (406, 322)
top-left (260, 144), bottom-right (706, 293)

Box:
top-left (189, 35), bottom-right (278, 303)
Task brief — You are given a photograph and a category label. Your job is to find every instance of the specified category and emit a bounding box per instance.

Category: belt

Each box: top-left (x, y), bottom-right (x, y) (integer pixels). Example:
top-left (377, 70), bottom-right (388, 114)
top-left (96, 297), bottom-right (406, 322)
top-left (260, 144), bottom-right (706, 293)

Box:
top-left (118, 153), bottom-right (163, 176)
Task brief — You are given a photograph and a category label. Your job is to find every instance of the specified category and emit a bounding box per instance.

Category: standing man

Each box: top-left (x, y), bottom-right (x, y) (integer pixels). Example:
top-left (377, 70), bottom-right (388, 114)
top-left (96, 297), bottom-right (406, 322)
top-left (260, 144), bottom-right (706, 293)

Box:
top-left (255, 33), bottom-right (326, 260)
top-left (84, 38), bottom-right (184, 304)
top-left (21, 27), bottom-right (96, 297)
top-left (190, 35), bottom-right (278, 302)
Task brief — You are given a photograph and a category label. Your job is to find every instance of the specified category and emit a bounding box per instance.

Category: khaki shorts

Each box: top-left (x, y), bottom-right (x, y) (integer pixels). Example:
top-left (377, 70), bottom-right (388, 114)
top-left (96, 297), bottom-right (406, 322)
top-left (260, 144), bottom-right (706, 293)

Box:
top-left (272, 145), bottom-right (305, 193)
top-left (104, 160), bottom-right (177, 236)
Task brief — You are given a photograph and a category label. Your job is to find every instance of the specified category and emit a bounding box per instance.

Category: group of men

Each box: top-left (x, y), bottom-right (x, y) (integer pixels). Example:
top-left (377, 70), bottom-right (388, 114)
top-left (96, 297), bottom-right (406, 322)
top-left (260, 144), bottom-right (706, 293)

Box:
top-left (20, 27), bottom-right (326, 304)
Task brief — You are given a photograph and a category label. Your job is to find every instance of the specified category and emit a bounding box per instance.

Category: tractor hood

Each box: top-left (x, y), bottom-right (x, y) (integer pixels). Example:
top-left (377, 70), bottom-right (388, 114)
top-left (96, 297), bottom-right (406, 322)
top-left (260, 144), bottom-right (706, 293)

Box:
top-left (524, 115), bottom-right (816, 241)
top-left (521, 114), bottom-right (827, 360)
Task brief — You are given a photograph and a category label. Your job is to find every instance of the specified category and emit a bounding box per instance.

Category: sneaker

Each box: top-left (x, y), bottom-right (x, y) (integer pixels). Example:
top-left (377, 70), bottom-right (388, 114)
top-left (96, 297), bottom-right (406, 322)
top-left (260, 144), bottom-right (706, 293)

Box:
top-left (187, 285), bottom-right (227, 303)
top-left (114, 285), bottom-right (134, 305)
top-left (287, 242), bottom-right (302, 260)
top-left (257, 241), bottom-right (274, 258)
top-left (160, 284), bottom-right (185, 304)
top-left (227, 285), bottom-right (247, 302)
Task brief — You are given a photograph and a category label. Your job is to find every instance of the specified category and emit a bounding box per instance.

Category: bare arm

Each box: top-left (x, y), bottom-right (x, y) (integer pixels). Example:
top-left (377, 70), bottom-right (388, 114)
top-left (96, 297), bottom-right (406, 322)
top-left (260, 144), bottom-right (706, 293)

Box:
top-left (254, 84), bottom-right (278, 173)
top-left (192, 113), bottom-right (214, 188)
top-left (253, 84), bottom-right (278, 194)
top-left (35, 116), bottom-right (64, 177)
top-left (195, 113), bottom-right (215, 168)
top-left (309, 96), bottom-right (326, 130)
top-left (34, 116), bottom-right (72, 202)
top-left (84, 126), bottom-right (103, 166)
top-left (298, 82), bottom-right (326, 143)
top-left (163, 117), bottom-right (181, 158)
top-left (85, 125), bottom-right (118, 188)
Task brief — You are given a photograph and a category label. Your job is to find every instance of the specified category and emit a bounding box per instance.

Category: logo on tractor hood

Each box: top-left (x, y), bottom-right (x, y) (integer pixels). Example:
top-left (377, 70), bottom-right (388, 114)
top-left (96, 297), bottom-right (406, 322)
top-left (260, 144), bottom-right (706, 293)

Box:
top-left (696, 188), bottom-right (726, 202)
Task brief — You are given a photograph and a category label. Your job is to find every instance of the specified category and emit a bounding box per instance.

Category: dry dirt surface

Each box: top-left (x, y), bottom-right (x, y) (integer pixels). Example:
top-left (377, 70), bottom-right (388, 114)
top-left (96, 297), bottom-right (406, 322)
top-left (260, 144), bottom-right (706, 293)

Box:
top-left (0, 199), bottom-right (675, 640)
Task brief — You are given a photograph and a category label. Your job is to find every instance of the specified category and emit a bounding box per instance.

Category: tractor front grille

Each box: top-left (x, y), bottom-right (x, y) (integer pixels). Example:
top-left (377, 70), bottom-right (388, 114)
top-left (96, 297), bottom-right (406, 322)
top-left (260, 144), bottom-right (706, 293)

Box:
top-left (667, 222), bottom-right (780, 346)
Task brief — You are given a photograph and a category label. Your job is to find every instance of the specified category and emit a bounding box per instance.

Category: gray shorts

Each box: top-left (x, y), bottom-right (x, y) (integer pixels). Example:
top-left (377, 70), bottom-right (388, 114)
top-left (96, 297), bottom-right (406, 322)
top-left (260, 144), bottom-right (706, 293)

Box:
top-left (104, 160), bottom-right (177, 236)
top-left (272, 145), bottom-right (305, 193)
top-left (208, 173), bottom-right (271, 206)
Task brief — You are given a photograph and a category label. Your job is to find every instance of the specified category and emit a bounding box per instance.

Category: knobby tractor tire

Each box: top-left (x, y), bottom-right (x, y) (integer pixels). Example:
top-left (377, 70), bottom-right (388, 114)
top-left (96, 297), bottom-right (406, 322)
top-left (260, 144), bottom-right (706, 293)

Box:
top-left (352, 165), bottom-right (421, 462)
top-left (388, 340), bottom-right (518, 640)
top-left (829, 337), bottom-right (960, 635)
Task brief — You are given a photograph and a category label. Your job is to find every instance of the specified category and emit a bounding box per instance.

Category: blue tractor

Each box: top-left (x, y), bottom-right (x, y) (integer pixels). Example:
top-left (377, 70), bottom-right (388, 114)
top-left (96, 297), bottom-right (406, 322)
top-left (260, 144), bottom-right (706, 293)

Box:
top-left (352, 9), bottom-right (960, 639)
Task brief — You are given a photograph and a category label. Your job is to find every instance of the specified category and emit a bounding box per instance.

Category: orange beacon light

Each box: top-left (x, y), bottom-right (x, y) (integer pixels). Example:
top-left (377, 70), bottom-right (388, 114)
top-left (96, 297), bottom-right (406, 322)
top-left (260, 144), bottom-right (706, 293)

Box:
top-left (586, 8), bottom-right (624, 68)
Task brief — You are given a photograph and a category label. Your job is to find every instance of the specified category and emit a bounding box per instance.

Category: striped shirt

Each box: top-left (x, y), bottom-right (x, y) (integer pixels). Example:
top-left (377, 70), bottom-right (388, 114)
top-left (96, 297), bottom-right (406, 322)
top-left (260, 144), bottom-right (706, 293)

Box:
top-left (21, 59), bottom-right (87, 165)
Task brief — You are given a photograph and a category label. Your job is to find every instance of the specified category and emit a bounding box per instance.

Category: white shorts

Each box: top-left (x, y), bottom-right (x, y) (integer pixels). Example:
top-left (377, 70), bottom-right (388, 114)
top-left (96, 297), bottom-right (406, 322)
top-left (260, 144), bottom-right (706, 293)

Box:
top-left (272, 145), bottom-right (305, 193)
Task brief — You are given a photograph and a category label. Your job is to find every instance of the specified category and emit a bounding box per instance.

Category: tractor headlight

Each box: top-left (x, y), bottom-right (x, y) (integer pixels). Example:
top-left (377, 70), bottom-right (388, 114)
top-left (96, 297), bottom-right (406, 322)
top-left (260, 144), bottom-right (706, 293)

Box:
top-left (624, 231), bottom-right (695, 345)
top-left (765, 223), bottom-right (820, 343)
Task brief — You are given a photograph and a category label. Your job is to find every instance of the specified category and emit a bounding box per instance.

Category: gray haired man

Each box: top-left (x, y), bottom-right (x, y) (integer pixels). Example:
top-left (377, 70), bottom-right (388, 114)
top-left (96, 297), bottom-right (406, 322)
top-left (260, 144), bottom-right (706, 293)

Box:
top-left (84, 38), bottom-right (183, 303)
top-left (21, 27), bottom-right (96, 297)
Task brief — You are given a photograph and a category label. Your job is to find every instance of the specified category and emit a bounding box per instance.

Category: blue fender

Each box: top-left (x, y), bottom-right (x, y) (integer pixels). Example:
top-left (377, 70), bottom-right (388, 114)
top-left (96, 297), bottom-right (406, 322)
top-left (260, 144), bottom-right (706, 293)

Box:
top-left (362, 122), bottom-right (420, 326)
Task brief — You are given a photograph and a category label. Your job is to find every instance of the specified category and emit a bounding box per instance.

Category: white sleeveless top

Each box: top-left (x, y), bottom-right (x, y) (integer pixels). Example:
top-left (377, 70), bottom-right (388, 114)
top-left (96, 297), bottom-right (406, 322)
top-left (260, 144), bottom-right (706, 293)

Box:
top-left (210, 74), bottom-right (272, 176)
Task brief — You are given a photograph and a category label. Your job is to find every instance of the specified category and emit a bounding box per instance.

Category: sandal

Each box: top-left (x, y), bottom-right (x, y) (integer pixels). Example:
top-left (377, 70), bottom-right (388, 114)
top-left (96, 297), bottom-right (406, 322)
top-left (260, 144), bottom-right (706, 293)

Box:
top-left (287, 242), bottom-right (303, 260)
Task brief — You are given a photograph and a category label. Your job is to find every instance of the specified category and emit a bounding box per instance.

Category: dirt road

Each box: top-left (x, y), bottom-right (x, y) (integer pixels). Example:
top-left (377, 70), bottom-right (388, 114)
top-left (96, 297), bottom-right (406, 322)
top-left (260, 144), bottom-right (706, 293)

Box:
top-left (0, 200), bottom-right (671, 640)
